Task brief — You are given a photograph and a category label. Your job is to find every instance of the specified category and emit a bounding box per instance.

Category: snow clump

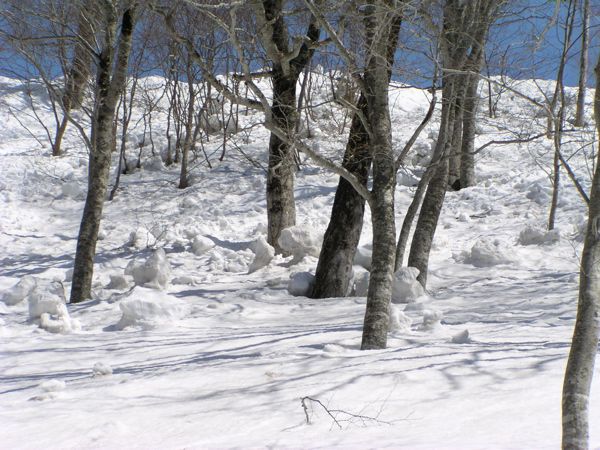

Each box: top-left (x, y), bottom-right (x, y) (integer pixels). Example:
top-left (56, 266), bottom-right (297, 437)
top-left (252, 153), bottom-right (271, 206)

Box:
top-left (287, 272), bottom-right (315, 297)
top-left (2, 275), bottom-right (38, 305)
top-left (352, 266), bottom-right (370, 296)
top-left (388, 304), bottom-right (412, 333)
top-left (125, 248), bottom-right (171, 289)
top-left (353, 246), bottom-right (372, 270)
top-left (278, 225), bottom-right (321, 261)
top-left (115, 287), bottom-right (190, 330)
top-left (518, 225), bottom-right (560, 246)
top-left (25, 280), bottom-right (80, 333)
top-left (458, 239), bottom-right (513, 267)
top-left (92, 362), bottom-right (113, 377)
top-left (451, 329), bottom-right (471, 344)
top-left (191, 235), bottom-right (215, 255)
top-left (418, 309), bottom-right (443, 331)
top-left (248, 236), bottom-right (275, 273)
top-left (391, 267), bottom-right (425, 304)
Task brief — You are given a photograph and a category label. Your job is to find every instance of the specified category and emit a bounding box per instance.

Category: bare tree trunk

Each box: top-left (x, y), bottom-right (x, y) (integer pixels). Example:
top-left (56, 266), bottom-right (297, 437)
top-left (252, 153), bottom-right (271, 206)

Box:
top-left (267, 72), bottom-right (298, 253)
top-left (312, 12), bottom-right (402, 299)
top-left (574, 0), bottom-right (590, 127)
top-left (63, 1), bottom-right (95, 110)
top-left (260, 0), bottom-right (320, 254)
top-left (407, 79), bottom-right (455, 288)
top-left (460, 73), bottom-right (480, 187)
top-left (360, 0), bottom-right (398, 350)
top-left (447, 92), bottom-right (463, 190)
top-left (562, 54), bottom-right (600, 450)
top-left (70, 3), bottom-right (136, 303)
top-left (311, 94), bottom-right (370, 298)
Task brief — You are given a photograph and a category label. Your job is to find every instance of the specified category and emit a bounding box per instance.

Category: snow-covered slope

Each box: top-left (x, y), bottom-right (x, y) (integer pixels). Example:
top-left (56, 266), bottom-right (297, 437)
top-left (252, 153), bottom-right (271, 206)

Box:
top-left (0, 74), bottom-right (598, 449)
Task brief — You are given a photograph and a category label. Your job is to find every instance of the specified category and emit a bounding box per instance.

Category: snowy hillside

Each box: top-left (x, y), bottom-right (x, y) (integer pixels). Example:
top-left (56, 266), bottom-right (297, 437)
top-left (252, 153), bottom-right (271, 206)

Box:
top-left (0, 74), bottom-right (599, 449)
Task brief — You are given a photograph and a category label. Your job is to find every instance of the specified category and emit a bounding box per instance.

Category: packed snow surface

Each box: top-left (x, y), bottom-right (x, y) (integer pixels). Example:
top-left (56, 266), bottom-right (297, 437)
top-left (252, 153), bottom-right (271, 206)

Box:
top-left (1, 74), bottom-right (599, 449)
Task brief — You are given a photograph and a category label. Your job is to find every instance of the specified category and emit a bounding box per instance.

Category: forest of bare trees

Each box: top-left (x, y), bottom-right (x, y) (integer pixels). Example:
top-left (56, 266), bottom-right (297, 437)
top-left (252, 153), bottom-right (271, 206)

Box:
top-left (0, 0), bottom-right (599, 448)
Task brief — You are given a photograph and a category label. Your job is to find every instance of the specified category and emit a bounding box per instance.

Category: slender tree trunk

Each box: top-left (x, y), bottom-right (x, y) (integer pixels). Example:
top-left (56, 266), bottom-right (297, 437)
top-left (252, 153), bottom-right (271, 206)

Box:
top-left (360, 0), bottom-right (398, 350)
top-left (561, 54), bottom-right (600, 450)
top-left (312, 12), bottom-right (402, 298)
top-left (63, 1), bottom-right (95, 110)
top-left (53, 116), bottom-right (68, 157)
top-left (447, 92), bottom-right (464, 190)
top-left (574, 0), bottom-right (590, 127)
top-left (179, 69), bottom-right (196, 189)
top-left (407, 78), bottom-right (455, 288)
top-left (70, 4), bottom-right (136, 303)
top-left (460, 73), bottom-right (480, 187)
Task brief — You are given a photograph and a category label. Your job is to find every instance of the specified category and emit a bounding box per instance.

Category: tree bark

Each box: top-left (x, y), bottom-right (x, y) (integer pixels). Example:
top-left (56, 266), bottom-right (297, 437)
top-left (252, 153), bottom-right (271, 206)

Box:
top-left (460, 73), bottom-right (480, 187)
top-left (63, 1), bottom-right (95, 110)
top-left (561, 54), bottom-right (600, 450)
top-left (260, 0), bottom-right (320, 254)
top-left (70, 3), bottom-right (136, 303)
top-left (311, 94), bottom-right (370, 298)
top-left (312, 12), bottom-right (402, 299)
top-left (574, 0), bottom-right (590, 127)
top-left (360, 0), bottom-right (398, 350)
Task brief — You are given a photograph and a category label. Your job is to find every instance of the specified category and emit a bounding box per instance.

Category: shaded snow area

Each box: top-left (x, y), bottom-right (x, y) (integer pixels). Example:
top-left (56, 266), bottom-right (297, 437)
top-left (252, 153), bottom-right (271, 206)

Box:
top-left (1, 74), bottom-right (599, 449)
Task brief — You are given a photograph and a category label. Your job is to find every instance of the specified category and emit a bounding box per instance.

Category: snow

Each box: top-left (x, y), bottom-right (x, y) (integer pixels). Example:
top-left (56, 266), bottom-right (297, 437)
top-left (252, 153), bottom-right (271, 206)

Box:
top-left (0, 73), bottom-right (599, 449)
top-left (391, 267), bottom-right (426, 303)
top-left (124, 248), bottom-right (172, 289)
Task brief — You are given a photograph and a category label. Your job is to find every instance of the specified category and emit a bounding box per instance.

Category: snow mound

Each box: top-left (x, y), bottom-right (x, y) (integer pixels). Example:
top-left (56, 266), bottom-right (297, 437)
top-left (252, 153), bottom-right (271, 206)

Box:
top-left (518, 225), bottom-right (560, 246)
top-left (391, 267), bottom-right (425, 304)
top-left (92, 362), bottom-right (113, 377)
top-left (144, 155), bottom-right (165, 172)
top-left (287, 272), bottom-right (315, 297)
top-left (2, 275), bottom-right (38, 305)
top-left (60, 181), bottom-right (84, 200)
top-left (388, 304), bottom-right (412, 332)
top-left (191, 235), bottom-right (215, 255)
top-left (125, 249), bottom-right (171, 289)
top-left (106, 274), bottom-right (130, 290)
top-left (248, 236), bottom-right (274, 273)
top-left (115, 287), bottom-right (190, 330)
top-left (458, 239), bottom-right (513, 267)
top-left (127, 226), bottom-right (155, 249)
top-left (418, 309), bottom-right (443, 331)
top-left (353, 246), bottom-right (372, 270)
top-left (26, 283), bottom-right (80, 334)
top-left (451, 329), bottom-right (471, 344)
top-left (352, 266), bottom-right (370, 296)
top-left (278, 225), bottom-right (321, 261)
top-left (525, 182), bottom-right (551, 205)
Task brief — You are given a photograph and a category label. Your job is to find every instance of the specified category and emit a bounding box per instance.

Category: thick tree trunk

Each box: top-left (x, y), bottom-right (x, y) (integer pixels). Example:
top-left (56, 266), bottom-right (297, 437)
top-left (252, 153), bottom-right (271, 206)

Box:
top-left (70, 4), bottom-right (136, 303)
top-left (267, 72), bottom-right (297, 254)
top-left (312, 12), bottom-right (402, 298)
top-left (574, 0), bottom-right (590, 127)
top-left (562, 55), bottom-right (600, 450)
top-left (311, 94), bottom-right (370, 298)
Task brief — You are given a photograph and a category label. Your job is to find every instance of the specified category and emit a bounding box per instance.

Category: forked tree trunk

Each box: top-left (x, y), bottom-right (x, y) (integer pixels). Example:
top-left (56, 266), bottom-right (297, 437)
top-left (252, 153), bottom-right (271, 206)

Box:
top-left (561, 54), bottom-right (600, 450)
top-left (312, 13), bottom-right (402, 299)
top-left (259, 0), bottom-right (319, 254)
top-left (311, 94), bottom-right (370, 298)
top-left (70, 3), bottom-right (136, 303)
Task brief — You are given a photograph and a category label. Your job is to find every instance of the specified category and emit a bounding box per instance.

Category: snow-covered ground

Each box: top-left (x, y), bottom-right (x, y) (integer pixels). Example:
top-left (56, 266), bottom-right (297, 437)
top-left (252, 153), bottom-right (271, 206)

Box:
top-left (1, 74), bottom-right (599, 449)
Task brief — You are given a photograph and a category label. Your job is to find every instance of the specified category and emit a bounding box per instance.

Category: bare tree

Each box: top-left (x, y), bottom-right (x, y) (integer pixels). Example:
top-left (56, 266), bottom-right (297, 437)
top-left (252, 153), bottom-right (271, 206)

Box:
top-left (70, 0), bottom-right (138, 303)
top-left (574, 0), bottom-right (590, 127)
top-left (561, 52), bottom-right (600, 450)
